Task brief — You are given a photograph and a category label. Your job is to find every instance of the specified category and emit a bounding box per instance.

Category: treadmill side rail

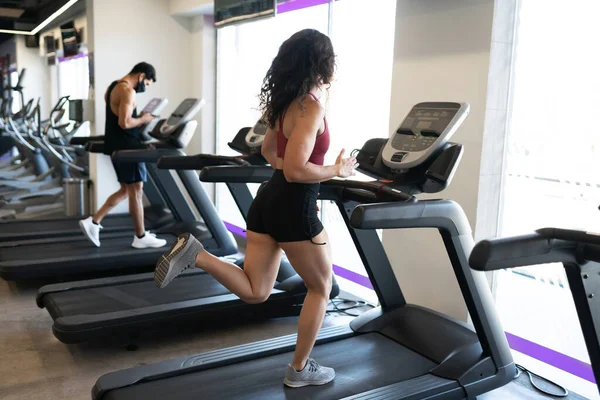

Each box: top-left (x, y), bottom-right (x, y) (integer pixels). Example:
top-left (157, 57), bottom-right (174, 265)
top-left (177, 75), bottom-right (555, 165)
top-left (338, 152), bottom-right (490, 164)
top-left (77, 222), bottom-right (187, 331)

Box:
top-left (92, 325), bottom-right (355, 399)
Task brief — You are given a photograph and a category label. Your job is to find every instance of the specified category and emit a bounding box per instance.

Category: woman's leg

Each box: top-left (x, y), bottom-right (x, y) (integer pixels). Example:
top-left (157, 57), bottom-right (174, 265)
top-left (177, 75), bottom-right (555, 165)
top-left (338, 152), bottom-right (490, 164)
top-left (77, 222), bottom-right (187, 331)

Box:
top-left (156, 230), bottom-right (283, 303)
top-left (279, 229), bottom-right (332, 370)
top-left (194, 231), bottom-right (283, 303)
top-left (93, 183), bottom-right (128, 223)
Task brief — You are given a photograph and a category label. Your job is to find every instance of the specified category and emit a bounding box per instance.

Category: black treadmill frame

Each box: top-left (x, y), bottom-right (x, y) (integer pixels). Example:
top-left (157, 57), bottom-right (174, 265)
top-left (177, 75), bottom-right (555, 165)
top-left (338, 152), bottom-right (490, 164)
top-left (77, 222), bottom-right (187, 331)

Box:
top-left (469, 228), bottom-right (600, 392)
top-left (92, 195), bottom-right (515, 400)
top-left (92, 127), bottom-right (516, 399)
top-left (0, 165), bottom-right (169, 243)
top-left (0, 149), bottom-right (237, 280)
top-left (35, 157), bottom-right (320, 343)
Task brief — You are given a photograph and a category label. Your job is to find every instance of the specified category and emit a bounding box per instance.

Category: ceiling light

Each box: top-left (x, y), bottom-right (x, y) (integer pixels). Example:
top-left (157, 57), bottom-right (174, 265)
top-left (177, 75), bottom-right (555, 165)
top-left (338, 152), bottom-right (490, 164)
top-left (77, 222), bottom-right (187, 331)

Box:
top-left (31, 0), bottom-right (80, 35)
top-left (0, 28), bottom-right (31, 35)
top-left (0, 0), bottom-right (80, 35)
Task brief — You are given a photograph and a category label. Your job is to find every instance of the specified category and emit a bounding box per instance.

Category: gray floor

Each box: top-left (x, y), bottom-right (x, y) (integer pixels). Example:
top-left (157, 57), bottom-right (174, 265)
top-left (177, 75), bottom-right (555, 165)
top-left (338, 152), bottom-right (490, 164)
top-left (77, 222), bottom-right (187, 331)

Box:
top-left (0, 278), bottom-right (588, 400)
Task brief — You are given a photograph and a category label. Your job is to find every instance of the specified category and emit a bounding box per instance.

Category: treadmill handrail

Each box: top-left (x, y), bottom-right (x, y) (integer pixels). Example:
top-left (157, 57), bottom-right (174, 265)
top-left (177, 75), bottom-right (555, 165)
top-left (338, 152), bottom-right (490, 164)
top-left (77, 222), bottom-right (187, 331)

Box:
top-left (350, 199), bottom-right (470, 236)
top-left (200, 165), bottom-right (275, 184)
top-left (70, 135), bottom-right (104, 146)
top-left (200, 166), bottom-right (416, 202)
top-left (112, 148), bottom-right (184, 163)
top-left (85, 141), bottom-right (105, 153)
top-left (157, 154), bottom-right (250, 170)
top-left (470, 228), bottom-right (600, 271)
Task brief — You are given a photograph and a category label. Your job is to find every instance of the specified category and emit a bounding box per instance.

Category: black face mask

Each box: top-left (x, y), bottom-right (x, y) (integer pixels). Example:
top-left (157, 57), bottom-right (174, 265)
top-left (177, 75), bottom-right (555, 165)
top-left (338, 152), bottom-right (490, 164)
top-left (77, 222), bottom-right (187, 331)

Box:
top-left (135, 78), bottom-right (146, 93)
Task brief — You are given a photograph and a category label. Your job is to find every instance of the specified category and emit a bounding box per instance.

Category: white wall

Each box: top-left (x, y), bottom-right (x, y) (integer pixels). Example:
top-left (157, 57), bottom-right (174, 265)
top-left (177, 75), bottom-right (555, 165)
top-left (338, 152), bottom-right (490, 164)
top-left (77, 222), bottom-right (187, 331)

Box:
top-left (15, 35), bottom-right (52, 117)
top-left (188, 14), bottom-right (216, 199)
top-left (383, 0), bottom-right (495, 321)
top-left (89, 0), bottom-right (200, 212)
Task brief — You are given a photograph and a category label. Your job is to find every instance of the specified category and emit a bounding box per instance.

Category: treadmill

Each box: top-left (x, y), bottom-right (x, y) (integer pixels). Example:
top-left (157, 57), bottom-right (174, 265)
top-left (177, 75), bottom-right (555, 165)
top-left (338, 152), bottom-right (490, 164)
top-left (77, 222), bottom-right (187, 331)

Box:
top-left (92, 102), bottom-right (515, 400)
top-left (0, 98), bottom-right (173, 243)
top-left (0, 98), bottom-right (237, 280)
top-left (470, 228), bottom-right (600, 394)
top-left (35, 122), bottom-right (339, 344)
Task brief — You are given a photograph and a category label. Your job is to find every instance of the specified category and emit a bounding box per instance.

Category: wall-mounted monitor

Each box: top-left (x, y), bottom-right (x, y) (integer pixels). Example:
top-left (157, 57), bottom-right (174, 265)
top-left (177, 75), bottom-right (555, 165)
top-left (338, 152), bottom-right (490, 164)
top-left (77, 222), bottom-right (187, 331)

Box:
top-left (214, 0), bottom-right (276, 28)
top-left (61, 21), bottom-right (81, 58)
top-left (25, 34), bottom-right (39, 48)
top-left (44, 35), bottom-right (55, 54)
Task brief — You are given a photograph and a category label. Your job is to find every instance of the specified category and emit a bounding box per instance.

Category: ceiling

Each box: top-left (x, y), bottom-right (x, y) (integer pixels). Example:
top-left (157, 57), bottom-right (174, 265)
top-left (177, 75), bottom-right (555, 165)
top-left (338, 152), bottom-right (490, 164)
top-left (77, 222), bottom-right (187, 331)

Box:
top-left (0, 0), bottom-right (79, 43)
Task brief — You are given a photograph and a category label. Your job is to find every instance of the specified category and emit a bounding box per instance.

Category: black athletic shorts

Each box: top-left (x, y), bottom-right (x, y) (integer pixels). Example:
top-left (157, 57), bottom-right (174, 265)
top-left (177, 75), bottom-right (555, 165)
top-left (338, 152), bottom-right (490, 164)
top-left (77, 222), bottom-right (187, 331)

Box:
top-left (247, 169), bottom-right (323, 243)
top-left (111, 159), bottom-right (147, 184)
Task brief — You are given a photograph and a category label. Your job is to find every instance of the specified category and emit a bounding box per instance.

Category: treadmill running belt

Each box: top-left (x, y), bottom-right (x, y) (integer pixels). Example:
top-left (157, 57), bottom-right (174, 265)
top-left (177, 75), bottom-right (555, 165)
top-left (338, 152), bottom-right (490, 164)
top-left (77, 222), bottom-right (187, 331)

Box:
top-left (0, 235), bottom-right (177, 260)
top-left (103, 334), bottom-right (437, 400)
top-left (0, 235), bottom-right (178, 279)
top-left (45, 274), bottom-right (229, 318)
top-left (0, 215), bottom-right (135, 241)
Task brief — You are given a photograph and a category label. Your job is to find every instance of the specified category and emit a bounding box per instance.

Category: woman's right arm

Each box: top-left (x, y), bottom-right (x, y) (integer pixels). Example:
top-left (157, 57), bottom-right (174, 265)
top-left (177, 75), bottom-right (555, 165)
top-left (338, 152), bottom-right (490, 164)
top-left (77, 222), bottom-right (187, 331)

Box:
top-left (260, 126), bottom-right (279, 167)
top-left (282, 101), bottom-right (357, 183)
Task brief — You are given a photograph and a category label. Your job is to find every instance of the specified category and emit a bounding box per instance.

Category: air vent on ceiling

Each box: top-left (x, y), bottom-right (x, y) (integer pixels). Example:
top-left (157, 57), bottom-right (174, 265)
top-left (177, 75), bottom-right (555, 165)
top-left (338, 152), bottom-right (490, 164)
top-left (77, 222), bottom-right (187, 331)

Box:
top-left (0, 7), bottom-right (25, 18)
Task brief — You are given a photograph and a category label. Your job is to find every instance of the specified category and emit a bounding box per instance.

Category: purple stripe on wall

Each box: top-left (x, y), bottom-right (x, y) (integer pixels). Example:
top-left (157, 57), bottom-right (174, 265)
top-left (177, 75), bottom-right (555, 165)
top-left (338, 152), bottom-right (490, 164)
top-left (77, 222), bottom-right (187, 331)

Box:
top-left (58, 52), bottom-right (88, 63)
top-left (277, 0), bottom-right (330, 14)
top-left (506, 332), bottom-right (595, 384)
top-left (332, 264), bottom-right (374, 290)
top-left (224, 221), bottom-right (247, 238)
top-left (223, 221), bottom-right (595, 383)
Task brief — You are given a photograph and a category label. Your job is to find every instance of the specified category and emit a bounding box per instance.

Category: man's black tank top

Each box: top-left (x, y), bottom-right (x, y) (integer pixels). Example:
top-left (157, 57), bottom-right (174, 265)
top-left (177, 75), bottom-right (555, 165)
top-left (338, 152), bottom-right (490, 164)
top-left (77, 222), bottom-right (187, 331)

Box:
top-left (103, 80), bottom-right (142, 155)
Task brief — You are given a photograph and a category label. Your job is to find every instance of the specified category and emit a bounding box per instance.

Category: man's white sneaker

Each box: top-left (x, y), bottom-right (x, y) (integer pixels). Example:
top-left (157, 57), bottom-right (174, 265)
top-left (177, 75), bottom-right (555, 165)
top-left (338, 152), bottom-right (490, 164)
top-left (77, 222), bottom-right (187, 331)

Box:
top-left (79, 217), bottom-right (101, 247)
top-left (132, 232), bottom-right (168, 249)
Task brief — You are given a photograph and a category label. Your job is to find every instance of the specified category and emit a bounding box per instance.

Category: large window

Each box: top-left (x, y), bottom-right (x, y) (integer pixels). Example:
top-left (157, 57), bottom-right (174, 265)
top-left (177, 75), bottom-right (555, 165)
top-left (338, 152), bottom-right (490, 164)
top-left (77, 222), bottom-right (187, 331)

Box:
top-left (216, 0), bottom-right (396, 301)
top-left (495, 1), bottom-right (600, 397)
top-left (57, 54), bottom-right (90, 120)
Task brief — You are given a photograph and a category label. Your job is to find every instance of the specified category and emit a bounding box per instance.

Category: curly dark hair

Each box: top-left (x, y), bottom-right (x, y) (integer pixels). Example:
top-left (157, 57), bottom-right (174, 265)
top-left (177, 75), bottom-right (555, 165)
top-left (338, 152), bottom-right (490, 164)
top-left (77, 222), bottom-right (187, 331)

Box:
top-left (259, 29), bottom-right (335, 128)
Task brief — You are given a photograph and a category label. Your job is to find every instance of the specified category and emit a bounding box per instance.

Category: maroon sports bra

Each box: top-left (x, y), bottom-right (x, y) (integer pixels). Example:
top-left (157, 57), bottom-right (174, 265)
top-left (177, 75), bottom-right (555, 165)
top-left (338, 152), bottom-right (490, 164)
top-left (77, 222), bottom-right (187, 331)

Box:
top-left (276, 93), bottom-right (330, 166)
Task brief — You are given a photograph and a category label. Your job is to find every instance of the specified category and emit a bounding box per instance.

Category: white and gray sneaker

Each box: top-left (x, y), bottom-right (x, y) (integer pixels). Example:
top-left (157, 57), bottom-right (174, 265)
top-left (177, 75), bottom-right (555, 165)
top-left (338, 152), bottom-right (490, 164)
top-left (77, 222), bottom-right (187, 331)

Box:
top-left (283, 358), bottom-right (335, 388)
top-left (79, 216), bottom-right (102, 247)
top-left (132, 232), bottom-right (168, 249)
top-left (154, 232), bottom-right (204, 288)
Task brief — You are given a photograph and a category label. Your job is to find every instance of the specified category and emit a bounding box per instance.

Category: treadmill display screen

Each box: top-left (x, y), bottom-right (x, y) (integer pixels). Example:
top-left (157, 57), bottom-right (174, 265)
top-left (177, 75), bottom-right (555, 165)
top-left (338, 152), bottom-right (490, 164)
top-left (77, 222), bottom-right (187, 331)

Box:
top-left (391, 106), bottom-right (458, 152)
top-left (400, 107), bottom-right (458, 134)
top-left (166, 99), bottom-right (198, 126)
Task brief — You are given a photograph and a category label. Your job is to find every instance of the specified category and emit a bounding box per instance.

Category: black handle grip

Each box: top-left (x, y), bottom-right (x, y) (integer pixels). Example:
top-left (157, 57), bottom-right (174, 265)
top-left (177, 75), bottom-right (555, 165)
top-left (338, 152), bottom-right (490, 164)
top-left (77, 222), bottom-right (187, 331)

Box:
top-left (342, 188), bottom-right (379, 203)
top-left (71, 136), bottom-right (104, 146)
top-left (582, 244), bottom-right (600, 263)
top-left (470, 228), bottom-right (600, 271)
top-left (157, 154), bottom-right (249, 170)
top-left (469, 233), bottom-right (578, 271)
top-left (200, 165), bottom-right (274, 183)
top-left (112, 148), bottom-right (183, 163)
top-left (85, 141), bottom-right (105, 153)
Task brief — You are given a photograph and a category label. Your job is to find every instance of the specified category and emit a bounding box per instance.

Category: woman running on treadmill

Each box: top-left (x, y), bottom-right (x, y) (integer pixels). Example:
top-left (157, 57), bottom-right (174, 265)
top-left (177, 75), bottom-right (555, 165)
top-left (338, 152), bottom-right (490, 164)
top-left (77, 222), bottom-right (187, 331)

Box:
top-left (154, 29), bottom-right (358, 388)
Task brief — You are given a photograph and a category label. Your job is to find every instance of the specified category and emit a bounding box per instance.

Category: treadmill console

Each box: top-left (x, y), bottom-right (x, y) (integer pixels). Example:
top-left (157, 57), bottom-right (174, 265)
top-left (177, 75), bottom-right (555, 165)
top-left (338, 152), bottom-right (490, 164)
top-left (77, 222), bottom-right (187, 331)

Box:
top-left (140, 98), bottom-right (169, 139)
top-left (382, 102), bottom-right (469, 170)
top-left (142, 98), bottom-right (169, 116)
top-left (245, 119), bottom-right (268, 148)
top-left (150, 98), bottom-right (205, 148)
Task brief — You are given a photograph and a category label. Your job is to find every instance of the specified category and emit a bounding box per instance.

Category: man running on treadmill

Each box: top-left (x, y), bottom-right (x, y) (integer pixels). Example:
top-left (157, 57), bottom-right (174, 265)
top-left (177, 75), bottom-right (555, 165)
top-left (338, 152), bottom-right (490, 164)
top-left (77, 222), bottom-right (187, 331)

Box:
top-left (79, 62), bottom-right (167, 249)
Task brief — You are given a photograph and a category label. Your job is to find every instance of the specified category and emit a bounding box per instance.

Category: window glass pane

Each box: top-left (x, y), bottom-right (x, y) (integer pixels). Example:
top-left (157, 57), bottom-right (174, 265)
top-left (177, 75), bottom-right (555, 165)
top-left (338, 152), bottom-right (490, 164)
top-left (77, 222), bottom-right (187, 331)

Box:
top-left (322, 0), bottom-right (396, 303)
top-left (497, 1), bottom-right (600, 397)
top-left (58, 55), bottom-right (90, 121)
top-left (216, 3), bottom-right (329, 229)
